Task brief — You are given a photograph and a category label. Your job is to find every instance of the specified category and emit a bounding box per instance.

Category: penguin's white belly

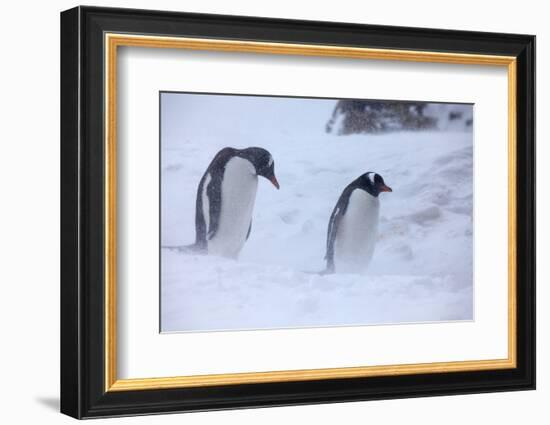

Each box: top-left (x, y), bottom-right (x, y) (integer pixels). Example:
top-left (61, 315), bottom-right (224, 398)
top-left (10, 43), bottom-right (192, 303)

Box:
top-left (207, 157), bottom-right (258, 259)
top-left (335, 189), bottom-right (380, 273)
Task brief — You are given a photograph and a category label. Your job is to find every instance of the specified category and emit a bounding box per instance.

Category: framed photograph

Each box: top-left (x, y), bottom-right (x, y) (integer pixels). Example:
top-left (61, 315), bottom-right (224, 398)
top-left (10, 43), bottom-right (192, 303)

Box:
top-left (60, 6), bottom-right (535, 419)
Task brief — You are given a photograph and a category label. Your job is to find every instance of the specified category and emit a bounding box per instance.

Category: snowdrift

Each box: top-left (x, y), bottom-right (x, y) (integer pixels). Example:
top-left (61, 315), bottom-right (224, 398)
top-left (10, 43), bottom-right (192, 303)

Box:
top-left (160, 94), bottom-right (473, 332)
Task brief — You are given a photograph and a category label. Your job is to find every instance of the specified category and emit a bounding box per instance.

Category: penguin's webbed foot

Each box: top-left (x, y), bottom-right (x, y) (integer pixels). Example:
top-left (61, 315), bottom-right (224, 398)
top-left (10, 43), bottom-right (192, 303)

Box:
top-left (162, 244), bottom-right (207, 255)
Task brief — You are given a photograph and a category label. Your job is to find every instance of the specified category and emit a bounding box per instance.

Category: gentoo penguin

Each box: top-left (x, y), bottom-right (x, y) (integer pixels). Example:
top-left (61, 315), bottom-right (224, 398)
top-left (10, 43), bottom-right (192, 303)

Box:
top-left (324, 172), bottom-right (392, 274)
top-left (192, 147), bottom-right (279, 259)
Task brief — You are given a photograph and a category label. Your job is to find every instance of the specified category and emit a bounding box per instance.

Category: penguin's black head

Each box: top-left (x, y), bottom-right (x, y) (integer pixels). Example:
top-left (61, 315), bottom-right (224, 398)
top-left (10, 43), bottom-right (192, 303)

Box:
top-left (240, 147), bottom-right (280, 189)
top-left (360, 172), bottom-right (392, 197)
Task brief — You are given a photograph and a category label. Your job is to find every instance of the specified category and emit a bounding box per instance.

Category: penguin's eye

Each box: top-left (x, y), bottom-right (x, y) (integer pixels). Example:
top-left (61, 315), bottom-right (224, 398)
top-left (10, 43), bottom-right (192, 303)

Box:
top-left (267, 156), bottom-right (273, 167)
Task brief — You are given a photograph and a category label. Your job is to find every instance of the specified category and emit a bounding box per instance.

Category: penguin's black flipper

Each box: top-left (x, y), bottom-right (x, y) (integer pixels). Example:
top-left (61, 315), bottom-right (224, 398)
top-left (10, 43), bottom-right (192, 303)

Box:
top-left (195, 147), bottom-right (238, 245)
top-left (324, 184), bottom-right (356, 273)
top-left (194, 173), bottom-right (208, 248)
top-left (325, 204), bottom-right (343, 272)
top-left (205, 173), bottom-right (223, 240)
top-left (246, 220), bottom-right (252, 241)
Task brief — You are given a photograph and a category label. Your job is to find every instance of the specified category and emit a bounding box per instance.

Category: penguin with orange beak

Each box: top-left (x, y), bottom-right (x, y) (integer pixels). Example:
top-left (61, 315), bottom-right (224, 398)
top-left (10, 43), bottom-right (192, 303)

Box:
top-left (325, 172), bottom-right (392, 274)
top-left (193, 147), bottom-right (279, 259)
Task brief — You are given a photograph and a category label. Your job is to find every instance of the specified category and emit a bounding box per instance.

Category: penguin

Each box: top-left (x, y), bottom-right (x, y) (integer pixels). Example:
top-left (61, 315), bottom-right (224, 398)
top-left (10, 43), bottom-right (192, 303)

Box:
top-left (192, 147), bottom-right (279, 259)
top-left (324, 172), bottom-right (392, 274)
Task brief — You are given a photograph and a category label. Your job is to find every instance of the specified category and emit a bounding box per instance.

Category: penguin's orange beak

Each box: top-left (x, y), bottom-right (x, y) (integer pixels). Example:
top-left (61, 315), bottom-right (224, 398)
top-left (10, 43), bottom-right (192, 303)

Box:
top-left (380, 184), bottom-right (392, 192)
top-left (269, 175), bottom-right (280, 190)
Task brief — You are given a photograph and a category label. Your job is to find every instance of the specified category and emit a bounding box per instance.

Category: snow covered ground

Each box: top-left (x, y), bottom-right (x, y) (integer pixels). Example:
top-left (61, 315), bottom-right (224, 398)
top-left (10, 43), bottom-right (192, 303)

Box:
top-left (160, 93), bottom-right (473, 332)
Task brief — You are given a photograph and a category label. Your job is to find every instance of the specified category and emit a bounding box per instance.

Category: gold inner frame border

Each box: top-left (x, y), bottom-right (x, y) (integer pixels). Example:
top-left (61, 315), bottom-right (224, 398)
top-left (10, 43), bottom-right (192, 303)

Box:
top-left (104, 33), bottom-right (517, 392)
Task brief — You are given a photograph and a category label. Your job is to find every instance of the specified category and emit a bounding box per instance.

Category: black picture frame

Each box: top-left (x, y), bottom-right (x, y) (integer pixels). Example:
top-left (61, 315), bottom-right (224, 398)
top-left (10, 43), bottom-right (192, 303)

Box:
top-left (61, 5), bottom-right (535, 419)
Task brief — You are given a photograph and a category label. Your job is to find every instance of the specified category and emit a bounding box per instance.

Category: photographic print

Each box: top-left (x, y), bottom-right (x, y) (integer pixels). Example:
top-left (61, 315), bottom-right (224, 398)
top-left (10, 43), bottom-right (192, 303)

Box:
top-left (160, 92), bottom-right (474, 332)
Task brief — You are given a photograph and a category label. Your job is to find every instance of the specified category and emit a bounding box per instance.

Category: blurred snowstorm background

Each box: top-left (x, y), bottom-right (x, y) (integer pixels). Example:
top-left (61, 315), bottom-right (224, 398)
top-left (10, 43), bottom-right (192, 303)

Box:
top-left (160, 93), bottom-right (473, 332)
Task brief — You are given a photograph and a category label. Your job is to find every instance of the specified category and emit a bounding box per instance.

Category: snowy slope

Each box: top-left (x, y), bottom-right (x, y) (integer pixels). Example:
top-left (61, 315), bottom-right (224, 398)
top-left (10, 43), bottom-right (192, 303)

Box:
top-left (160, 93), bottom-right (473, 332)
